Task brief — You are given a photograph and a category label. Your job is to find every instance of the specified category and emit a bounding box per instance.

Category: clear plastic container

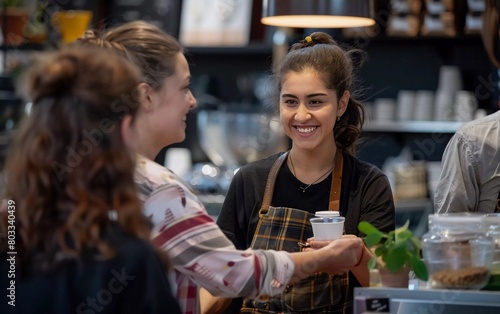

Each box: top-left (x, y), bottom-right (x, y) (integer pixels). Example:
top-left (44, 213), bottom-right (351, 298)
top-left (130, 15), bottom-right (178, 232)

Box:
top-left (483, 214), bottom-right (500, 290)
top-left (422, 213), bottom-right (495, 289)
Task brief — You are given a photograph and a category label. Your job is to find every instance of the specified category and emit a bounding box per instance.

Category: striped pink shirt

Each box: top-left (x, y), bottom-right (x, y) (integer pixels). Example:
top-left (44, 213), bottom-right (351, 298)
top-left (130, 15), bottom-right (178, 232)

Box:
top-left (135, 155), bottom-right (294, 314)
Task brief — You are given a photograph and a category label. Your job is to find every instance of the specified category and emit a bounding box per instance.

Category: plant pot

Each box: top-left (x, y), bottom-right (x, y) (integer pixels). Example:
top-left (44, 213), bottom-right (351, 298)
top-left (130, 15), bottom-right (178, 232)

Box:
top-left (379, 267), bottom-right (410, 288)
top-left (0, 8), bottom-right (30, 46)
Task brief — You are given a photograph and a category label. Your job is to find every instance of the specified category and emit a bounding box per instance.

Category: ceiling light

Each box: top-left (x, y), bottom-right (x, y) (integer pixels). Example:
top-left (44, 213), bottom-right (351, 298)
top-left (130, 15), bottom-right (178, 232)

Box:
top-left (261, 0), bottom-right (375, 29)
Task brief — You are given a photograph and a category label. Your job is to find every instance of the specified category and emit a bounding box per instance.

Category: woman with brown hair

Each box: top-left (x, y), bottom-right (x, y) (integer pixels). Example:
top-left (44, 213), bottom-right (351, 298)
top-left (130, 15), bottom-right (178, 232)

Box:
top-left (0, 47), bottom-right (181, 314)
top-left (77, 21), bottom-right (366, 314)
top-left (217, 32), bottom-right (396, 313)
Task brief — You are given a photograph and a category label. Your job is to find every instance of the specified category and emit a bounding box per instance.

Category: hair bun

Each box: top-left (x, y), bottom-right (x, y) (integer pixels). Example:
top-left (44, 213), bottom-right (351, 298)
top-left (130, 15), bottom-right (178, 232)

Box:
top-left (26, 53), bottom-right (79, 102)
top-left (292, 32), bottom-right (338, 51)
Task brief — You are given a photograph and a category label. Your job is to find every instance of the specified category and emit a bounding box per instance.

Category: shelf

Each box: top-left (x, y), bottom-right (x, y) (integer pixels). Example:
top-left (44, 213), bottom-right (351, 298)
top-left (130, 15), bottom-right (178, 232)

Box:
top-left (363, 121), bottom-right (464, 133)
top-left (0, 43), bottom-right (46, 51)
top-left (359, 34), bottom-right (483, 45)
top-left (186, 43), bottom-right (272, 56)
top-left (186, 34), bottom-right (482, 55)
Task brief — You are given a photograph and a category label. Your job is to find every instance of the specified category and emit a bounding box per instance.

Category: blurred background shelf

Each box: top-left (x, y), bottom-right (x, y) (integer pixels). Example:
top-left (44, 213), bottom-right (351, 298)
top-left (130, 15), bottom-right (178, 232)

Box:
top-left (364, 121), bottom-right (464, 133)
top-left (186, 43), bottom-right (272, 56)
top-left (0, 131), bottom-right (11, 146)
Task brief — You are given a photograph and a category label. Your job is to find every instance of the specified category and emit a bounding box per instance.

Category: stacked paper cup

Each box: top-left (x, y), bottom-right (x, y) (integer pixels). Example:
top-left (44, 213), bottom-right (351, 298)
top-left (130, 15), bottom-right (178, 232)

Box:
top-left (435, 90), bottom-right (455, 121)
top-left (374, 98), bottom-right (396, 122)
top-left (455, 90), bottom-right (479, 122)
top-left (435, 66), bottom-right (463, 121)
top-left (414, 90), bottom-right (434, 121)
top-left (397, 90), bottom-right (415, 121)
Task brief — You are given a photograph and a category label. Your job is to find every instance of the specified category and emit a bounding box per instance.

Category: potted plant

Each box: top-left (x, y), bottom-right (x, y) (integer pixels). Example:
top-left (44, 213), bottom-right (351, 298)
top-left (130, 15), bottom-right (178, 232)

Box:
top-left (1, 0), bottom-right (29, 46)
top-left (358, 220), bottom-right (428, 287)
top-left (2, 0), bottom-right (24, 6)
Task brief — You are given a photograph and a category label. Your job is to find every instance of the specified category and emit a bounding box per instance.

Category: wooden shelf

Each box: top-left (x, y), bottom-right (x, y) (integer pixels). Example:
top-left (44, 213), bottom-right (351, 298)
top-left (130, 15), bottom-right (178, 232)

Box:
top-left (0, 43), bottom-right (46, 51)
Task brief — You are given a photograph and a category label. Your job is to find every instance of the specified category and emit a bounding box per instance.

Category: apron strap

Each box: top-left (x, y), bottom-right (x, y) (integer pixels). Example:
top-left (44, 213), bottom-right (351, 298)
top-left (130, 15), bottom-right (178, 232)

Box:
top-left (259, 152), bottom-right (288, 216)
top-left (329, 152), bottom-right (344, 211)
top-left (258, 151), bottom-right (344, 216)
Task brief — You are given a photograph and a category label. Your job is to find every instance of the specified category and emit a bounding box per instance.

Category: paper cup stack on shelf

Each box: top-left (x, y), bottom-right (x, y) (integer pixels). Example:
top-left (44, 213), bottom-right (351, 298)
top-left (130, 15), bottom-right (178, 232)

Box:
top-left (434, 65), bottom-right (463, 121)
top-left (454, 90), bottom-right (479, 122)
top-left (414, 90), bottom-right (434, 121)
top-left (374, 98), bottom-right (396, 122)
top-left (396, 90), bottom-right (415, 121)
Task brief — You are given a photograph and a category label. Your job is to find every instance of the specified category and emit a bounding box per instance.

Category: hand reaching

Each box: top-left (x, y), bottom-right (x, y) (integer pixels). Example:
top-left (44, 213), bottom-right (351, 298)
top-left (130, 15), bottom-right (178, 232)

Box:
top-left (305, 236), bottom-right (364, 275)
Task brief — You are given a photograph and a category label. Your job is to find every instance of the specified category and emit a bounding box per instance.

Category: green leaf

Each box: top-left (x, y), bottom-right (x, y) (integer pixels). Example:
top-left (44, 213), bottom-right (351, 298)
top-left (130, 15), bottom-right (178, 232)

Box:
top-left (367, 256), bottom-right (377, 269)
top-left (364, 232), bottom-right (383, 247)
top-left (374, 245), bottom-right (387, 257)
top-left (384, 245), bottom-right (406, 272)
top-left (396, 229), bottom-right (412, 241)
top-left (395, 219), bottom-right (410, 234)
top-left (358, 221), bottom-right (382, 235)
top-left (410, 255), bottom-right (428, 281)
top-left (409, 236), bottom-right (422, 252)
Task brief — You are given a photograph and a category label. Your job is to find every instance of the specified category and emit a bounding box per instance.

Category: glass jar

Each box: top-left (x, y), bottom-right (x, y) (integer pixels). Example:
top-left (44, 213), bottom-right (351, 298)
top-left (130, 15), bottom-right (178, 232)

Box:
top-left (483, 213), bottom-right (500, 290)
top-left (422, 213), bottom-right (494, 290)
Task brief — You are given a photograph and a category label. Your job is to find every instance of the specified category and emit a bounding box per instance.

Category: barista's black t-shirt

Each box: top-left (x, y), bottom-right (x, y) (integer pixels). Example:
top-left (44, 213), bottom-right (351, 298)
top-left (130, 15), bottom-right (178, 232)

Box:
top-left (218, 151), bottom-right (395, 250)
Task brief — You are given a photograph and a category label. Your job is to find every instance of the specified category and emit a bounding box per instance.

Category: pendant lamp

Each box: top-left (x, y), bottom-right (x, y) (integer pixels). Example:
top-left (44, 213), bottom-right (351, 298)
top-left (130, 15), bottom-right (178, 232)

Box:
top-left (261, 0), bottom-right (375, 28)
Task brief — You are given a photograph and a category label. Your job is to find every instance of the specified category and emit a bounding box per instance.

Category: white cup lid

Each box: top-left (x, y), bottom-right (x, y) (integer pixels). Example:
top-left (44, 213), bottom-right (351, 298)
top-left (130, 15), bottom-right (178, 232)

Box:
top-left (315, 211), bottom-right (340, 218)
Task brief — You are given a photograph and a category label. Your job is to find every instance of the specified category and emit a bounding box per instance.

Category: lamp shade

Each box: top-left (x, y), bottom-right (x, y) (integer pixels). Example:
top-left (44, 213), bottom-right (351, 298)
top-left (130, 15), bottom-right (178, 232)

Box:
top-left (261, 0), bottom-right (375, 28)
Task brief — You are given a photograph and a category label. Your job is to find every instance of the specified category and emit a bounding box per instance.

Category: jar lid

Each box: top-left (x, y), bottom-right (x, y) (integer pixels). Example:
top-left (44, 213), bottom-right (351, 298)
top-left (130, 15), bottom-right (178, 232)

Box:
top-left (423, 232), bottom-right (491, 243)
top-left (484, 213), bottom-right (500, 225)
top-left (429, 213), bottom-right (486, 224)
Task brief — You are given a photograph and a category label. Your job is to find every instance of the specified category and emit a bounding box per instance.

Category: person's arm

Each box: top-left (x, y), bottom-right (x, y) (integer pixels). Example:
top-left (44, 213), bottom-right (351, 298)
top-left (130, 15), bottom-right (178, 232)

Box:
top-left (434, 131), bottom-right (477, 213)
top-left (348, 166), bottom-right (395, 285)
top-left (345, 242), bottom-right (372, 286)
top-left (199, 236), bottom-right (364, 313)
top-left (306, 236), bottom-right (371, 286)
top-left (200, 288), bottom-right (231, 314)
top-left (289, 236), bottom-right (363, 282)
top-left (144, 180), bottom-right (296, 299)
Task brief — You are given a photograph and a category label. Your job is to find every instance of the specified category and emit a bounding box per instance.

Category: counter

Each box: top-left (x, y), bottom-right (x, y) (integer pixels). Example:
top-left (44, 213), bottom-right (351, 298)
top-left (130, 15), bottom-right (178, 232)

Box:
top-left (354, 287), bottom-right (500, 313)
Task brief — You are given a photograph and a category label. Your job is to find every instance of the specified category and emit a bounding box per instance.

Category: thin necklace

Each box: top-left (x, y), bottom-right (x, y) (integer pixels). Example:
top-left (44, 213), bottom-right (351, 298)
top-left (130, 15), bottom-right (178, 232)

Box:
top-left (289, 154), bottom-right (335, 193)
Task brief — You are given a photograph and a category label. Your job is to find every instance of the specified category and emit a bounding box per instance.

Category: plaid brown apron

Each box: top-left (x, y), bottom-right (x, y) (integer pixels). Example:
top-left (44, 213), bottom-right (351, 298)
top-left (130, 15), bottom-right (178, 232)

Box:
top-left (241, 152), bottom-right (351, 314)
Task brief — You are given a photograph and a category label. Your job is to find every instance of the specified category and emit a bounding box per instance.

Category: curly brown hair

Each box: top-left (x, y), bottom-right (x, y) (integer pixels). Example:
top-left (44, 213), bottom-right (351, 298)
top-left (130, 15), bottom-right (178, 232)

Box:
top-left (0, 47), bottom-right (151, 273)
top-left (271, 32), bottom-right (366, 154)
top-left (77, 20), bottom-right (183, 90)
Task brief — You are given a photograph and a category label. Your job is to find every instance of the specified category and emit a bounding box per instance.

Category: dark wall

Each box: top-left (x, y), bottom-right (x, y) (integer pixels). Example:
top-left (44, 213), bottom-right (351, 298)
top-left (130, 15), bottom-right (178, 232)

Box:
top-left (45, 1), bottom-right (499, 168)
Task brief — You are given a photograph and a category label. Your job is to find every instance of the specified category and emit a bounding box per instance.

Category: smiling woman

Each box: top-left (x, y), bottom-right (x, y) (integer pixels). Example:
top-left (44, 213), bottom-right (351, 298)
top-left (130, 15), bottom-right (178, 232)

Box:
top-left (217, 32), bottom-right (396, 313)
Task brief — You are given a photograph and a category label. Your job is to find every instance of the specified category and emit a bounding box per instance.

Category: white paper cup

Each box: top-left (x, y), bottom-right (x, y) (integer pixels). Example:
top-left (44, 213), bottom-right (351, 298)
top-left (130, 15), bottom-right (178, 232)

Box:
top-left (396, 90), bottom-right (415, 121)
top-left (374, 98), bottom-right (396, 122)
top-left (310, 217), bottom-right (345, 241)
